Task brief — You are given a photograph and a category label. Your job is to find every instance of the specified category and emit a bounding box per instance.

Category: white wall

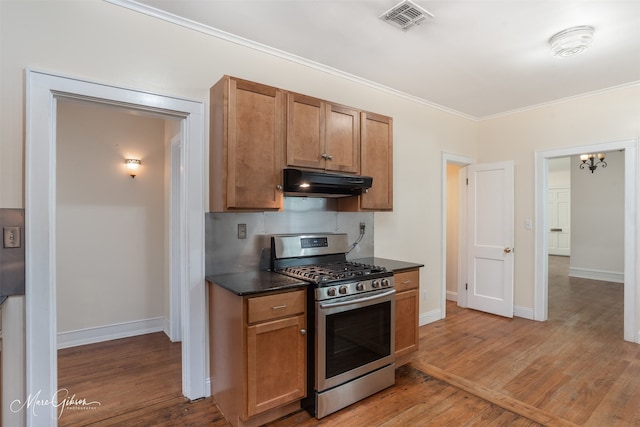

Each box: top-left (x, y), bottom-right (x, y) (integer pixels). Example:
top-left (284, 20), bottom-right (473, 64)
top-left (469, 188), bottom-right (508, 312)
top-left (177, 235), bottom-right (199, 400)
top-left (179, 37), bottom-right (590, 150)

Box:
top-left (548, 157), bottom-right (571, 188)
top-left (56, 100), bottom-right (167, 345)
top-left (570, 151), bottom-right (625, 281)
top-left (478, 85), bottom-right (640, 309)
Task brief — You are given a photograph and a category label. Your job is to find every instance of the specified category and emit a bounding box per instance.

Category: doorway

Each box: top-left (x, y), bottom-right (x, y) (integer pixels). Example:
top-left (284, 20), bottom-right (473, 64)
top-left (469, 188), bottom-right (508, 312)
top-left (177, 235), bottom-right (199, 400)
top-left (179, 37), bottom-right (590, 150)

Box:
top-left (25, 70), bottom-right (207, 425)
top-left (442, 153), bottom-right (473, 316)
top-left (534, 139), bottom-right (638, 343)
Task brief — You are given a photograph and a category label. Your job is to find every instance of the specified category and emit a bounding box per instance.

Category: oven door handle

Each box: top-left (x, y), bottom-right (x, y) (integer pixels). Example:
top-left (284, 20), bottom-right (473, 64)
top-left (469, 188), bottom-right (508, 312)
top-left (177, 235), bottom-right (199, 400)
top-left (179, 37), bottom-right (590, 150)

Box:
top-left (319, 289), bottom-right (395, 309)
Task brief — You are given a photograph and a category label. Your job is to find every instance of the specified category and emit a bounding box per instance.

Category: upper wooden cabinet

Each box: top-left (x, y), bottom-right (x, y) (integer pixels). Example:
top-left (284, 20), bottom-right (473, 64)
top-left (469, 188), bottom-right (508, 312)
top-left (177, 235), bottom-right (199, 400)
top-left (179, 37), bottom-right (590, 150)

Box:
top-left (338, 111), bottom-right (393, 211)
top-left (360, 112), bottom-right (393, 211)
top-left (286, 92), bottom-right (360, 174)
top-left (210, 76), bottom-right (285, 211)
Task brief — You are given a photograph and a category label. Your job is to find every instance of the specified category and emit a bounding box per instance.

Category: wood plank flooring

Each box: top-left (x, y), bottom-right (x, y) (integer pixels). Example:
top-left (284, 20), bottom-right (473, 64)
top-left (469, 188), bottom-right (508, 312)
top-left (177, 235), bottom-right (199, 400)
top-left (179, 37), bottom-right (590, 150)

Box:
top-left (58, 256), bottom-right (640, 426)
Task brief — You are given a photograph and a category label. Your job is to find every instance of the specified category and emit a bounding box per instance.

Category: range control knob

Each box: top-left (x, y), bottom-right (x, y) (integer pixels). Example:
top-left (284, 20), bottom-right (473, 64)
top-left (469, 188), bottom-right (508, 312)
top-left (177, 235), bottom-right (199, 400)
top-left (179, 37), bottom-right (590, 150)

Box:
top-left (372, 280), bottom-right (381, 288)
top-left (381, 278), bottom-right (390, 287)
top-left (356, 282), bottom-right (365, 291)
top-left (339, 285), bottom-right (348, 295)
top-left (327, 287), bottom-right (337, 297)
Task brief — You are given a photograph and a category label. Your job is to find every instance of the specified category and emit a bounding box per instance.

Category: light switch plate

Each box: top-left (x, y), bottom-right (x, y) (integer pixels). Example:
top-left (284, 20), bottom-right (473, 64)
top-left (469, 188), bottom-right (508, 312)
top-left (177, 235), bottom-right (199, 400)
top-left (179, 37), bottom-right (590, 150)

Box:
top-left (3, 226), bottom-right (21, 248)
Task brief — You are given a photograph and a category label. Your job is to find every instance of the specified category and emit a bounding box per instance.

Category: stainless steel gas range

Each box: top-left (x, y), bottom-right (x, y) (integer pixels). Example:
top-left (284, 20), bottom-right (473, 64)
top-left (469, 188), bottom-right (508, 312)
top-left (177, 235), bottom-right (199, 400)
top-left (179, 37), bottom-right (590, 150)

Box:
top-left (271, 233), bottom-right (395, 419)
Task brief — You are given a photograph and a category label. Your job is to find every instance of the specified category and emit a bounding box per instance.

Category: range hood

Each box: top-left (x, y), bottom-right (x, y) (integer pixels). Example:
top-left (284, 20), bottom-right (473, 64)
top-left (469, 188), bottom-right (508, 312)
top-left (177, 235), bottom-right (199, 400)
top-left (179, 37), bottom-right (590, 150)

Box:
top-left (283, 168), bottom-right (373, 198)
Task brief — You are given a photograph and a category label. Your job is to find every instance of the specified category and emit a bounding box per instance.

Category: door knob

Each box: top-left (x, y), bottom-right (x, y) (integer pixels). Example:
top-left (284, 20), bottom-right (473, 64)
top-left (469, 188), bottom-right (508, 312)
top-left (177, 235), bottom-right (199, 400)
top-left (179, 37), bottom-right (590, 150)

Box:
top-left (504, 247), bottom-right (512, 253)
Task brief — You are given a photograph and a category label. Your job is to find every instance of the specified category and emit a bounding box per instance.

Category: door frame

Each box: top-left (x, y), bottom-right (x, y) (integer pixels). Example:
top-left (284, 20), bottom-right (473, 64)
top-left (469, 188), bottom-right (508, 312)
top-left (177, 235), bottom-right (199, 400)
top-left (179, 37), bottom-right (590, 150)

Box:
top-left (441, 153), bottom-right (474, 316)
top-left (534, 138), bottom-right (639, 343)
top-left (25, 69), bottom-right (207, 425)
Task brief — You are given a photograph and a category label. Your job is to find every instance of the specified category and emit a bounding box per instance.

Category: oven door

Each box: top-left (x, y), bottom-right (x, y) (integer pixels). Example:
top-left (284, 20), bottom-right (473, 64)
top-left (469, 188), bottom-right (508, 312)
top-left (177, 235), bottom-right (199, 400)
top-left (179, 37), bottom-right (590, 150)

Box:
top-left (316, 288), bottom-right (395, 392)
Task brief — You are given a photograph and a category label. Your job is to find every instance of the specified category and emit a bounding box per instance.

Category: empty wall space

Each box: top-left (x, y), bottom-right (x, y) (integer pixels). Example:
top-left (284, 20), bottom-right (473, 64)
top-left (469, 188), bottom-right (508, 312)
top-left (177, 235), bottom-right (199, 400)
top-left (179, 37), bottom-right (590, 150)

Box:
top-left (56, 100), bottom-right (168, 348)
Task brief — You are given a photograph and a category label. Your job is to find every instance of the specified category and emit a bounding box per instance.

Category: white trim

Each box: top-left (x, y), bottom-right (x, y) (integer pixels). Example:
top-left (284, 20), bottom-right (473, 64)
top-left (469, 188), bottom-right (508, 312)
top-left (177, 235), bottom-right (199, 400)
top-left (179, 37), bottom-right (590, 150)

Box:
top-left (57, 317), bottom-right (165, 350)
top-left (514, 305), bottom-right (534, 320)
top-left (169, 136), bottom-right (183, 342)
top-left (106, 0), bottom-right (640, 122)
top-left (446, 291), bottom-right (458, 302)
top-left (480, 81), bottom-right (640, 121)
top-left (419, 308), bottom-right (442, 326)
top-left (568, 267), bottom-right (624, 284)
top-left (26, 69), bottom-right (207, 426)
top-left (534, 138), bottom-right (638, 343)
top-left (106, 0), bottom-right (476, 121)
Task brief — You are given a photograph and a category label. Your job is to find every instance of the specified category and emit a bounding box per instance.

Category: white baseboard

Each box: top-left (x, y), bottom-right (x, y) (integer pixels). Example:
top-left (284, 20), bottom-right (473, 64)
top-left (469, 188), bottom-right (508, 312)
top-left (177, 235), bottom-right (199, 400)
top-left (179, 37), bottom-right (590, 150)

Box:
top-left (57, 317), bottom-right (166, 349)
top-left (446, 291), bottom-right (458, 302)
top-left (514, 305), bottom-right (534, 320)
top-left (419, 308), bottom-right (442, 326)
top-left (568, 267), bottom-right (624, 283)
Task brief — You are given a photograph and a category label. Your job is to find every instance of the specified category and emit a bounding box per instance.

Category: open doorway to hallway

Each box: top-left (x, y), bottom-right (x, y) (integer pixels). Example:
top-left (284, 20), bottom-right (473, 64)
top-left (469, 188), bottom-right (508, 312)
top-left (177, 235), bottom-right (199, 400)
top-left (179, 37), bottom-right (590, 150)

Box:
top-left (535, 140), bottom-right (637, 343)
top-left (546, 152), bottom-right (625, 335)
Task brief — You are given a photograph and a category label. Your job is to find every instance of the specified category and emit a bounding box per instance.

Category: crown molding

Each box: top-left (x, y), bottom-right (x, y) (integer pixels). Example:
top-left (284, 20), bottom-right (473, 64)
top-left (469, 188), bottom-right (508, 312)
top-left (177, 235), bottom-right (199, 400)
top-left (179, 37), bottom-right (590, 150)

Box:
top-left (104, 0), bottom-right (477, 121)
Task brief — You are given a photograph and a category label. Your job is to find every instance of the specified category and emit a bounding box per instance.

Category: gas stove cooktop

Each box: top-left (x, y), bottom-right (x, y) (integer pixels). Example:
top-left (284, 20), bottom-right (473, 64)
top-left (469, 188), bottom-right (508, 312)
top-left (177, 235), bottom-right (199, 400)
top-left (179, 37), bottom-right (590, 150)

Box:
top-left (281, 261), bottom-right (389, 285)
top-left (270, 233), bottom-right (394, 300)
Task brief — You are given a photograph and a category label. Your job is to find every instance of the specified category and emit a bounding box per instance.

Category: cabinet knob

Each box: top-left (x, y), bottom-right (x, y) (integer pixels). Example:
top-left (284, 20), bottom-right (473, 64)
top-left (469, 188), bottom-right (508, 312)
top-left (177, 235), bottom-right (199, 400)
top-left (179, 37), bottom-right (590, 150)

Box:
top-left (326, 154), bottom-right (333, 160)
top-left (504, 247), bottom-right (512, 254)
top-left (276, 184), bottom-right (283, 191)
top-left (300, 329), bottom-right (306, 335)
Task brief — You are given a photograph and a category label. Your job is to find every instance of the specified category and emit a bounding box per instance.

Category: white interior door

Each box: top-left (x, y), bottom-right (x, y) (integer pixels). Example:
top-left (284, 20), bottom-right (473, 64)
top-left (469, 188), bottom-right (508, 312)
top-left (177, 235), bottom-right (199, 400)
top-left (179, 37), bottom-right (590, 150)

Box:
top-left (465, 161), bottom-right (514, 318)
top-left (548, 187), bottom-right (571, 256)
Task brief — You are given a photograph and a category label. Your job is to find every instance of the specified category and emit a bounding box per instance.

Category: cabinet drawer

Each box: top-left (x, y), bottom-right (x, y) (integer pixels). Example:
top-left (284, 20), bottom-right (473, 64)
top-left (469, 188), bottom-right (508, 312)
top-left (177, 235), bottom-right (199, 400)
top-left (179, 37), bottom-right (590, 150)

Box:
top-left (394, 269), bottom-right (419, 292)
top-left (247, 290), bottom-right (305, 324)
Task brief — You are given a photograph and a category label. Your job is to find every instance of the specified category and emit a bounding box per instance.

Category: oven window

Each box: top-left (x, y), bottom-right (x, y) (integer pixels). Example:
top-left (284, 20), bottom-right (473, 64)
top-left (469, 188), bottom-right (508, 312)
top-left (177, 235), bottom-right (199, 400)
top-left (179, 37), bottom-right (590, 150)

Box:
top-left (325, 301), bottom-right (391, 379)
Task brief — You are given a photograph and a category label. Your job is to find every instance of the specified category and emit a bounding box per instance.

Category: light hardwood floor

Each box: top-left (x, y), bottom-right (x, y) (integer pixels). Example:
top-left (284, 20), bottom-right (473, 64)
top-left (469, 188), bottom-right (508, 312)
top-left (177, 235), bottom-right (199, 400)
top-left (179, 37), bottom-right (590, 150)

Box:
top-left (58, 256), bottom-right (640, 426)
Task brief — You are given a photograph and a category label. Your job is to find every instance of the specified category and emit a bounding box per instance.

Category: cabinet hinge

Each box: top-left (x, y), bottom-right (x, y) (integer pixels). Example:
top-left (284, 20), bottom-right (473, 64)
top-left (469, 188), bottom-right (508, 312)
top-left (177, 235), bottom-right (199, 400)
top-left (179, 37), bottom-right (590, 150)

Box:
top-left (466, 178), bottom-right (469, 185)
top-left (465, 283), bottom-right (468, 290)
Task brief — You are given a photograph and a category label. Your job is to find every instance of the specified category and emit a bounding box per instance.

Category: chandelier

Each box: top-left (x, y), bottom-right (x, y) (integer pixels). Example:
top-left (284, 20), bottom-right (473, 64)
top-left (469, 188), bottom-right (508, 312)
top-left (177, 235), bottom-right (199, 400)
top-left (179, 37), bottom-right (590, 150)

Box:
top-left (579, 153), bottom-right (606, 173)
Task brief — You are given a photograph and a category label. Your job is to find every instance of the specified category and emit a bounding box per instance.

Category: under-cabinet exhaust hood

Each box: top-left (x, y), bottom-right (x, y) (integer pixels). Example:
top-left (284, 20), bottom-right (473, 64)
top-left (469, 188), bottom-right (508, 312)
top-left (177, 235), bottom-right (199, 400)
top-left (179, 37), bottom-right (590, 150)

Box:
top-left (283, 168), bottom-right (373, 198)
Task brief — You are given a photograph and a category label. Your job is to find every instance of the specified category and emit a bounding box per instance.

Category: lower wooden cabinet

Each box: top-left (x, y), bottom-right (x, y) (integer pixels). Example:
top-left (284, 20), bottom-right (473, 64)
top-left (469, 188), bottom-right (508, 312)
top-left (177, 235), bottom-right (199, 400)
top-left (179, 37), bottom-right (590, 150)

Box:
top-left (394, 269), bottom-right (420, 365)
top-left (209, 284), bottom-right (306, 427)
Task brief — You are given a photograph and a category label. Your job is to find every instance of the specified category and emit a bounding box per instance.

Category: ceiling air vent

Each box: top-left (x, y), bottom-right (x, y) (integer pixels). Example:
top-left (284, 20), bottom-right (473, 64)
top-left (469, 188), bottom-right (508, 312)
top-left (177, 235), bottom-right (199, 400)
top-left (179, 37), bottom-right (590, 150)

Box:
top-left (379, 0), bottom-right (434, 31)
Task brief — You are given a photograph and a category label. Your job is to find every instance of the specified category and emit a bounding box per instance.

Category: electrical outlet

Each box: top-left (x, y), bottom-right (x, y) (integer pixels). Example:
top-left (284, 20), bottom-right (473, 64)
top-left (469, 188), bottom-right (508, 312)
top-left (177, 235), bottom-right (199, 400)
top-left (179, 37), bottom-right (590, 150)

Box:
top-left (359, 222), bottom-right (366, 233)
top-left (237, 223), bottom-right (247, 239)
top-left (422, 290), bottom-right (428, 301)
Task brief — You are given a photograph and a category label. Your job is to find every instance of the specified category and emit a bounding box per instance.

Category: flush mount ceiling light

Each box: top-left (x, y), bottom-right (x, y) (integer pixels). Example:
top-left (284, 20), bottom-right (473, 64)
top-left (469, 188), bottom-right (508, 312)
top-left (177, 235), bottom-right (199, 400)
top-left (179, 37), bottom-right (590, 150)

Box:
top-left (379, 0), bottom-right (434, 31)
top-left (549, 25), bottom-right (595, 57)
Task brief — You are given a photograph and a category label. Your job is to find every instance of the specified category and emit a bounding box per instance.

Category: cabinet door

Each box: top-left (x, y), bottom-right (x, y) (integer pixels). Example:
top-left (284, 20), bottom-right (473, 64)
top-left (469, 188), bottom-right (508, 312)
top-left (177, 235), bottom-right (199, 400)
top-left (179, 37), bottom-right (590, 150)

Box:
top-left (246, 314), bottom-right (306, 417)
top-left (361, 112), bottom-right (393, 210)
top-left (395, 289), bottom-right (418, 359)
top-left (227, 78), bottom-right (284, 210)
top-left (325, 103), bottom-right (360, 173)
top-left (286, 93), bottom-right (325, 170)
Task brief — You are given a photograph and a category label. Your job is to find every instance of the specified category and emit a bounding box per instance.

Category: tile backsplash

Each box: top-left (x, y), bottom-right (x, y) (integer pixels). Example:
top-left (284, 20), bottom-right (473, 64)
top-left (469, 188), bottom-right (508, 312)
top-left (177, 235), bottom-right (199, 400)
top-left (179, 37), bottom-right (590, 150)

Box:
top-left (205, 198), bottom-right (374, 275)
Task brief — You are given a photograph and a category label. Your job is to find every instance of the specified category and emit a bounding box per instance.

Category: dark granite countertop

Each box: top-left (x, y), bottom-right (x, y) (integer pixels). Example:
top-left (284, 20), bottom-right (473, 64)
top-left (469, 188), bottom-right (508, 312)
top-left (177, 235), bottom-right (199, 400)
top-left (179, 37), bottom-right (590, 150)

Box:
top-left (352, 257), bottom-right (424, 273)
top-left (206, 270), bottom-right (308, 296)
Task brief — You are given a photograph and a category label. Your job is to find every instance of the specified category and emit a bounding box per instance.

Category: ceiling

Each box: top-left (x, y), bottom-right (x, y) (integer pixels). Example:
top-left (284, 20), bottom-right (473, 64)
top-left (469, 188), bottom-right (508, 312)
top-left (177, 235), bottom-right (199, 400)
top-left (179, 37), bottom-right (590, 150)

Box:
top-left (130, 0), bottom-right (640, 119)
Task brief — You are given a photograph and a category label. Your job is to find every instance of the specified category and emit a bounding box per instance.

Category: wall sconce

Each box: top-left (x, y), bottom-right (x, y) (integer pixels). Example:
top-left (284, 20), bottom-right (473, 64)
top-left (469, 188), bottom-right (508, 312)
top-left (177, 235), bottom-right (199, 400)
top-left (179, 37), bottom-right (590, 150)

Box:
top-left (579, 153), bottom-right (606, 173)
top-left (125, 159), bottom-right (141, 178)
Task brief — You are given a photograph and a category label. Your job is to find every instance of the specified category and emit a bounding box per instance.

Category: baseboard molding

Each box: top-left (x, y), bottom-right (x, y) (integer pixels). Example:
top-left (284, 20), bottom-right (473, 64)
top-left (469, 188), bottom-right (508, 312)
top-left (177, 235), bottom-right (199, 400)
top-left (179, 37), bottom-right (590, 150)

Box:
top-left (57, 317), bottom-right (166, 349)
top-left (446, 291), bottom-right (458, 302)
top-left (419, 308), bottom-right (442, 326)
top-left (514, 305), bottom-right (534, 320)
top-left (568, 267), bottom-right (624, 283)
